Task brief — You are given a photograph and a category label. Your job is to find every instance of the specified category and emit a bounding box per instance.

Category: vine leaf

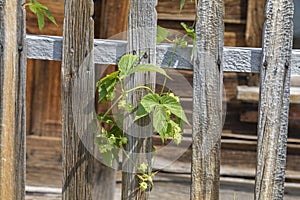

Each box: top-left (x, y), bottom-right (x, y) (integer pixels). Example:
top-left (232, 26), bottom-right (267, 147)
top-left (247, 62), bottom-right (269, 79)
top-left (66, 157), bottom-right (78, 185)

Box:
top-left (153, 106), bottom-right (169, 141)
top-left (180, 0), bottom-right (186, 11)
top-left (135, 94), bottom-right (160, 121)
top-left (96, 71), bottom-right (119, 103)
top-left (157, 25), bottom-right (169, 44)
top-left (27, 0), bottom-right (57, 30)
top-left (118, 54), bottom-right (139, 79)
top-left (160, 95), bottom-right (189, 124)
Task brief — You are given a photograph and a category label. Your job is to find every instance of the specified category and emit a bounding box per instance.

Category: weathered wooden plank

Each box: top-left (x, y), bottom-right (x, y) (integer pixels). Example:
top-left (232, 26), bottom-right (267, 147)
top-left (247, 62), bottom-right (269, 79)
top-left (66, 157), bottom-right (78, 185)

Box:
top-left (25, 35), bottom-right (300, 75)
top-left (61, 0), bottom-right (94, 199)
top-left (121, 0), bottom-right (157, 199)
top-left (191, 0), bottom-right (224, 199)
top-left (0, 0), bottom-right (26, 199)
top-left (255, 0), bottom-right (294, 199)
top-left (246, 0), bottom-right (266, 47)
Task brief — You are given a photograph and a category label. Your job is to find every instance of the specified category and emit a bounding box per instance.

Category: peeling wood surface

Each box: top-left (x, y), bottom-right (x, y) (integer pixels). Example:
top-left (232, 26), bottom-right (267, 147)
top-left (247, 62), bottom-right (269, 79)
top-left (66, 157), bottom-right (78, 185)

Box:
top-left (255, 0), bottom-right (294, 199)
top-left (61, 0), bottom-right (94, 199)
top-left (191, 0), bottom-right (224, 199)
top-left (0, 0), bottom-right (26, 199)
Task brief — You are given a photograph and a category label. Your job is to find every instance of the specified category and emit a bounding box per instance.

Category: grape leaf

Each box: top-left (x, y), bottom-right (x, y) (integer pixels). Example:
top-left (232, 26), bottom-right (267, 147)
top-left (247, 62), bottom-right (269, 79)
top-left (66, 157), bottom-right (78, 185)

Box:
top-left (96, 71), bottom-right (119, 103)
top-left (135, 93), bottom-right (160, 121)
top-left (118, 54), bottom-right (139, 79)
top-left (153, 105), bottom-right (169, 142)
top-left (160, 95), bottom-right (189, 124)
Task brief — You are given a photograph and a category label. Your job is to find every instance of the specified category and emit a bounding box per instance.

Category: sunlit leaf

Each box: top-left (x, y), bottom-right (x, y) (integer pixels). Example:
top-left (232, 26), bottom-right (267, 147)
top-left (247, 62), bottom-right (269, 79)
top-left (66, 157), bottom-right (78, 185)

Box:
top-left (118, 54), bottom-right (139, 78)
top-left (180, 0), bottom-right (186, 12)
top-left (37, 12), bottom-right (44, 30)
top-left (160, 95), bottom-right (189, 124)
top-left (153, 105), bottom-right (169, 142)
top-left (157, 25), bottom-right (169, 43)
top-left (96, 71), bottom-right (119, 103)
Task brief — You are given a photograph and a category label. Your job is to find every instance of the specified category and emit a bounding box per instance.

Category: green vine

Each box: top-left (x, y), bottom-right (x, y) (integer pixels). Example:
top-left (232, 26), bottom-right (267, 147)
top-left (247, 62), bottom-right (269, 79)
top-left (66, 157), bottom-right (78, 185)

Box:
top-left (95, 10), bottom-right (197, 190)
top-left (25, 0), bottom-right (57, 30)
top-left (95, 50), bottom-right (189, 191)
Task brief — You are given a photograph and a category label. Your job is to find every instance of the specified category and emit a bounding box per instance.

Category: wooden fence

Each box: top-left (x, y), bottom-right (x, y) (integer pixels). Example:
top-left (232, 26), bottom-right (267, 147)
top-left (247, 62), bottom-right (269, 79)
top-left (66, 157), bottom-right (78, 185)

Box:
top-left (0, 0), bottom-right (299, 199)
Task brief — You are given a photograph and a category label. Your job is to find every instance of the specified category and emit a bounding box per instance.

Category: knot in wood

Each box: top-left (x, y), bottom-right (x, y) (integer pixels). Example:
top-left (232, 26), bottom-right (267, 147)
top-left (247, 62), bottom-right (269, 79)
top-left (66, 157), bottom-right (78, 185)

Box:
top-left (0, 42), bottom-right (3, 55)
top-left (285, 61), bottom-right (290, 69)
top-left (143, 52), bottom-right (148, 59)
top-left (263, 60), bottom-right (268, 68)
top-left (217, 57), bottom-right (221, 66)
top-left (18, 46), bottom-right (23, 52)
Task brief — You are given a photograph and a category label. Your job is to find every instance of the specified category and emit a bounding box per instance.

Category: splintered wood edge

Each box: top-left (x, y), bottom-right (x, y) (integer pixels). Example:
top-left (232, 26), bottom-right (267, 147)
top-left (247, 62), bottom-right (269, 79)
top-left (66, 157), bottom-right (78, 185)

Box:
top-left (26, 35), bottom-right (300, 75)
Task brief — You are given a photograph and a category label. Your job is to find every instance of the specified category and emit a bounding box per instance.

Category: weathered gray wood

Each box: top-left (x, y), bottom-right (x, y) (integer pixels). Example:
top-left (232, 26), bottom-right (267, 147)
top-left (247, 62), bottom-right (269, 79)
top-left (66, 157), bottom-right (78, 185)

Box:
top-left (25, 35), bottom-right (300, 75)
top-left (237, 86), bottom-right (300, 104)
top-left (121, 0), bottom-right (157, 199)
top-left (0, 0), bottom-right (26, 199)
top-left (191, 0), bottom-right (224, 199)
top-left (61, 0), bottom-right (94, 199)
top-left (255, 0), bottom-right (294, 199)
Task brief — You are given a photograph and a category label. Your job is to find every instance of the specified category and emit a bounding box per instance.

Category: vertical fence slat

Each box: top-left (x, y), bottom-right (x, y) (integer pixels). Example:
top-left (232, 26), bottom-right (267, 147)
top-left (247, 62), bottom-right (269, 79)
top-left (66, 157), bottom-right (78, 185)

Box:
top-left (62, 0), bottom-right (94, 199)
top-left (122, 0), bottom-right (157, 199)
top-left (0, 0), bottom-right (26, 199)
top-left (255, 0), bottom-right (294, 199)
top-left (191, 0), bottom-right (224, 199)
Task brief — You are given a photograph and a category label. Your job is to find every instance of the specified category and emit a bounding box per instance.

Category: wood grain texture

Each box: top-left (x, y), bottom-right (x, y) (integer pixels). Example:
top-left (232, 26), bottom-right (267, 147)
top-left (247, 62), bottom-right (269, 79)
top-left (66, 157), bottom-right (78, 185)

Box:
top-left (255, 0), bottom-right (294, 199)
top-left (246, 0), bottom-right (266, 47)
top-left (0, 0), bottom-right (26, 199)
top-left (121, 0), bottom-right (157, 199)
top-left (191, 0), bottom-right (224, 199)
top-left (93, 1), bottom-right (130, 200)
top-left (61, 0), bottom-right (94, 199)
top-left (25, 35), bottom-right (300, 75)
top-left (94, 0), bottom-right (130, 39)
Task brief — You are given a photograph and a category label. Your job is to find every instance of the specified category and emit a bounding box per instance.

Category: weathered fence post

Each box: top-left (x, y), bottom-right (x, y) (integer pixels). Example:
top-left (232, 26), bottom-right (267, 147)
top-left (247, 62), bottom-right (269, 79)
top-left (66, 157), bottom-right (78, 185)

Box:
top-left (191, 0), bottom-right (224, 199)
top-left (122, 0), bottom-right (157, 199)
top-left (0, 0), bottom-right (26, 199)
top-left (255, 0), bottom-right (294, 199)
top-left (61, 0), bottom-right (94, 199)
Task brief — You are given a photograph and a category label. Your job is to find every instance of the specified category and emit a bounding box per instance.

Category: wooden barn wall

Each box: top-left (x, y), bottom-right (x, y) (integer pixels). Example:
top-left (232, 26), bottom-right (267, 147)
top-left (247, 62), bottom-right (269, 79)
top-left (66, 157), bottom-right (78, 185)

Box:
top-left (25, 0), bottom-right (300, 188)
top-left (157, 0), bottom-right (248, 47)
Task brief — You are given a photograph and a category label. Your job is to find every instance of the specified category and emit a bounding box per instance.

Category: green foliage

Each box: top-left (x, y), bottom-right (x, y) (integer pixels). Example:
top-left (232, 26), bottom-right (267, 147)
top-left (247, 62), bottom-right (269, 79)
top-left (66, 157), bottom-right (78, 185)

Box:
top-left (136, 163), bottom-right (158, 191)
top-left (135, 92), bottom-right (188, 143)
top-left (95, 52), bottom-right (189, 191)
top-left (26, 0), bottom-right (57, 30)
top-left (157, 25), bottom-right (169, 43)
top-left (180, 0), bottom-right (186, 11)
top-left (96, 71), bottom-right (119, 103)
top-left (180, 0), bottom-right (197, 12)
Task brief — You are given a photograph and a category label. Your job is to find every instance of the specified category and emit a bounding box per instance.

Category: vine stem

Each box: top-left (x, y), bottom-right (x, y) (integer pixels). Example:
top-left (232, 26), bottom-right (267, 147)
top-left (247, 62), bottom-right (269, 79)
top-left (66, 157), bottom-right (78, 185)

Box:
top-left (126, 85), bottom-right (154, 94)
top-left (160, 42), bottom-right (179, 95)
top-left (101, 95), bottom-right (124, 119)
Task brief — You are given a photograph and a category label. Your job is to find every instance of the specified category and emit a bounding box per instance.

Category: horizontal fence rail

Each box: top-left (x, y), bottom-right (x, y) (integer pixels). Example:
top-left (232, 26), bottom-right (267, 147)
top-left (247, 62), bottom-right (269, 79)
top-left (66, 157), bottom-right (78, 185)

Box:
top-left (26, 35), bottom-right (300, 75)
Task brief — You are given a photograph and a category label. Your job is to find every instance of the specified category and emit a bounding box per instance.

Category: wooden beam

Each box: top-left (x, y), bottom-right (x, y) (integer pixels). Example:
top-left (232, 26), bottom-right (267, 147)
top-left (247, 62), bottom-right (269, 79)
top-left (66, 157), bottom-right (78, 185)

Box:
top-left (191, 0), bottom-right (224, 199)
top-left (61, 0), bottom-right (94, 199)
top-left (0, 0), bottom-right (26, 199)
top-left (25, 35), bottom-right (300, 75)
top-left (255, 0), bottom-right (294, 199)
top-left (121, 0), bottom-right (157, 199)
top-left (246, 0), bottom-right (266, 47)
